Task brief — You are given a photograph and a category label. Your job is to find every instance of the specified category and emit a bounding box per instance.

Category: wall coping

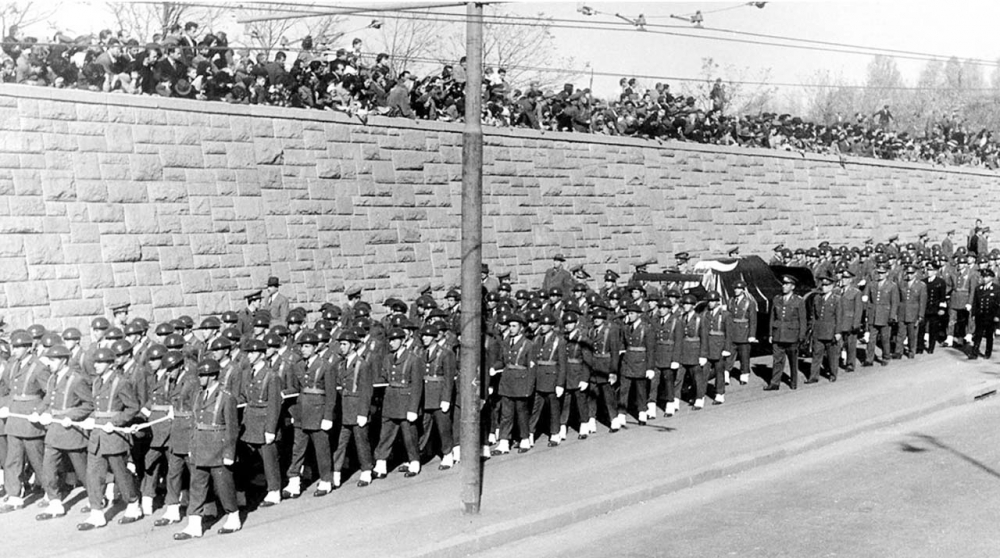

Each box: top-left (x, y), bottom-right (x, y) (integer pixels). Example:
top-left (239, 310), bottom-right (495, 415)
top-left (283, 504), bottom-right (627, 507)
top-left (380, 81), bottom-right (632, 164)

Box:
top-left (3, 82), bottom-right (997, 179)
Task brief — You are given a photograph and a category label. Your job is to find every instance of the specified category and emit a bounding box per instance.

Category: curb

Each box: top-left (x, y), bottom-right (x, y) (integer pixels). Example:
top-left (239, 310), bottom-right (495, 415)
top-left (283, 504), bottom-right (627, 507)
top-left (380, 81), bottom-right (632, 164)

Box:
top-left (412, 378), bottom-right (1000, 558)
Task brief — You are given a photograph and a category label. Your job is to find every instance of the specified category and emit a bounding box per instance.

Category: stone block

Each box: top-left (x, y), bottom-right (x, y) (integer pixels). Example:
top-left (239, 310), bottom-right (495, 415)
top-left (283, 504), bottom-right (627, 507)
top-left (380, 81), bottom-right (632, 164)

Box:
top-left (254, 139), bottom-right (285, 165)
top-left (63, 243), bottom-right (102, 264)
top-left (0, 258), bottom-right (29, 281)
top-left (190, 234), bottom-right (227, 255)
top-left (123, 205), bottom-right (159, 234)
top-left (101, 235), bottom-right (142, 262)
top-left (160, 145), bottom-right (204, 168)
top-left (25, 235), bottom-right (63, 265)
top-left (151, 285), bottom-right (184, 308)
top-left (6, 281), bottom-right (48, 307)
top-left (226, 143), bottom-right (254, 168)
top-left (51, 298), bottom-right (104, 317)
top-left (180, 269), bottom-right (212, 293)
top-left (80, 264), bottom-right (115, 289)
top-left (148, 183), bottom-right (187, 203)
top-left (234, 198), bottom-right (262, 220)
top-left (88, 204), bottom-right (124, 223)
top-left (130, 154), bottom-right (163, 181)
top-left (48, 279), bottom-right (81, 301)
top-left (316, 159), bottom-right (341, 179)
top-left (108, 182), bottom-right (148, 203)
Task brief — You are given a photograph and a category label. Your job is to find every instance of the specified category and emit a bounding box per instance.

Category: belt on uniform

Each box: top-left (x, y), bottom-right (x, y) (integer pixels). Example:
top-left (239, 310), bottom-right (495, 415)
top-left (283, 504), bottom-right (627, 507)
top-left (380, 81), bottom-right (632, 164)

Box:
top-left (173, 411), bottom-right (192, 418)
top-left (709, 331), bottom-right (724, 336)
top-left (13, 395), bottom-right (41, 401)
top-left (389, 382), bottom-right (410, 388)
top-left (195, 423), bottom-right (226, 431)
top-left (424, 376), bottom-right (444, 382)
top-left (507, 365), bottom-right (527, 370)
top-left (626, 347), bottom-right (646, 352)
top-left (593, 353), bottom-right (610, 358)
top-left (151, 404), bottom-right (172, 412)
top-left (51, 410), bottom-right (71, 418)
top-left (247, 402), bottom-right (268, 409)
top-left (537, 360), bottom-right (557, 365)
top-left (302, 388), bottom-right (326, 395)
top-left (93, 411), bottom-right (117, 418)
top-left (733, 319), bottom-right (749, 323)
top-left (567, 358), bottom-right (583, 364)
top-left (655, 341), bottom-right (674, 346)
top-left (684, 337), bottom-right (700, 341)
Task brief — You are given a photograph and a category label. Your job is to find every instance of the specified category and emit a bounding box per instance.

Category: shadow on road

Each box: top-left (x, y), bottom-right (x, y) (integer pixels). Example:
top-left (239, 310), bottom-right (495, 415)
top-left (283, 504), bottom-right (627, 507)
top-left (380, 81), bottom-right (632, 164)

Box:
top-left (906, 433), bottom-right (1000, 480)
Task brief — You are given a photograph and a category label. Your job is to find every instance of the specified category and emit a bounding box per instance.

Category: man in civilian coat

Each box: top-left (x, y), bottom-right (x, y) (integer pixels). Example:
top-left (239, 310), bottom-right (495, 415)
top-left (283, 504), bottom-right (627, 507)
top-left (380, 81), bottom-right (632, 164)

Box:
top-left (767, 275), bottom-right (807, 391)
top-left (863, 266), bottom-right (899, 367)
top-left (265, 277), bottom-right (290, 327)
top-left (896, 265), bottom-right (928, 359)
top-left (809, 275), bottom-right (843, 383)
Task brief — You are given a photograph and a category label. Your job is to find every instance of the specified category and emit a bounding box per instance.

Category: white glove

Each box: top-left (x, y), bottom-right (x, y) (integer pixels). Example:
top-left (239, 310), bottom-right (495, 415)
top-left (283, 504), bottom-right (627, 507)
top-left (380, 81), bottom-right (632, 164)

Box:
top-left (966, 304), bottom-right (973, 312)
top-left (28, 411), bottom-right (40, 423)
top-left (835, 334), bottom-right (842, 342)
top-left (81, 417), bottom-right (96, 430)
top-left (406, 411), bottom-right (418, 422)
top-left (861, 296), bottom-right (869, 303)
top-left (441, 401), bottom-right (450, 413)
top-left (489, 367), bottom-right (500, 377)
top-left (167, 406), bottom-right (175, 420)
top-left (129, 424), bottom-right (141, 434)
top-left (863, 332), bottom-right (870, 343)
top-left (670, 362), bottom-right (679, 370)
top-left (141, 407), bottom-right (152, 418)
top-left (578, 381), bottom-right (588, 391)
top-left (357, 415), bottom-right (368, 427)
top-left (0, 407), bottom-right (8, 419)
top-left (264, 432), bottom-right (275, 444)
top-left (644, 369), bottom-right (655, 380)
top-left (698, 357), bottom-right (708, 366)
top-left (966, 334), bottom-right (974, 343)
top-left (39, 413), bottom-right (52, 426)
top-left (101, 422), bottom-right (114, 433)
top-left (555, 385), bottom-right (565, 397)
top-left (609, 374), bottom-right (618, 385)
top-left (223, 458), bottom-right (234, 466)
top-left (321, 419), bottom-right (333, 431)
top-left (748, 337), bottom-right (758, 343)
top-left (722, 350), bottom-right (732, 357)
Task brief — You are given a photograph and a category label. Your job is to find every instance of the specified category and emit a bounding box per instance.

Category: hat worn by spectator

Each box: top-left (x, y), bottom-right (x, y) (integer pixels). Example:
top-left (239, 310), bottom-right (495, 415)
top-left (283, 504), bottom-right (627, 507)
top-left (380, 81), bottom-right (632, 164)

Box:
top-left (267, 276), bottom-right (281, 287)
top-left (553, 253), bottom-right (566, 262)
top-left (346, 286), bottom-right (362, 297)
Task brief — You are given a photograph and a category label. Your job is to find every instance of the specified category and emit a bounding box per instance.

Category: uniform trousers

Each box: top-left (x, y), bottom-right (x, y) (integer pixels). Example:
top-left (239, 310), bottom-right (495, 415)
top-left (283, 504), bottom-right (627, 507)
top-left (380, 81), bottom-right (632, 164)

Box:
top-left (238, 442), bottom-right (281, 492)
top-left (947, 308), bottom-right (969, 338)
top-left (4, 436), bottom-right (44, 497)
top-left (971, 320), bottom-right (997, 358)
top-left (129, 433), bottom-right (149, 489)
top-left (86, 452), bottom-right (136, 509)
top-left (675, 363), bottom-right (707, 401)
top-left (648, 357), bottom-right (670, 405)
top-left (587, 379), bottom-right (616, 425)
top-left (288, 428), bottom-right (332, 482)
top-left (333, 424), bottom-right (373, 473)
top-left (559, 388), bottom-right (590, 426)
top-left (616, 376), bottom-right (648, 416)
top-left (771, 342), bottom-right (799, 389)
top-left (419, 409), bottom-right (454, 456)
top-left (374, 418), bottom-right (420, 463)
top-left (918, 314), bottom-right (944, 353)
top-left (865, 325), bottom-right (892, 364)
top-left (729, 342), bottom-right (752, 377)
top-left (41, 446), bottom-right (87, 500)
top-left (0, 431), bottom-right (7, 473)
top-left (811, 338), bottom-right (840, 380)
top-left (653, 368), bottom-right (676, 406)
top-left (498, 396), bottom-right (530, 441)
top-left (841, 331), bottom-right (859, 369)
top-left (187, 464), bottom-right (236, 516)
top-left (895, 321), bottom-right (919, 357)
top-left (709, 358), bottom-right (726, 395)
top-left (164, 450), bottom-right (188, 505)
top-left (140, 446), bottom-right (169, 498)
top-left (530, 391), bottom-right (561, 436)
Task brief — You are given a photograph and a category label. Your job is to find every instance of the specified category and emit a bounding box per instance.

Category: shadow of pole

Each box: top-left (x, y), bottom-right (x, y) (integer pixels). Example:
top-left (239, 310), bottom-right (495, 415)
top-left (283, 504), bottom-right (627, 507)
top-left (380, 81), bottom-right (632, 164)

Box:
top-left (912, 433), bottom-right (1000, 480)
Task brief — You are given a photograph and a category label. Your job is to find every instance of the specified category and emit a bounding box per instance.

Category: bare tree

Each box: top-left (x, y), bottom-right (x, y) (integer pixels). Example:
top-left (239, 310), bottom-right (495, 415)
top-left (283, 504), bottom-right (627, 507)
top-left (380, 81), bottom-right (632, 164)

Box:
top-left (0, 1), bottom-right (63, 38)
top-left (690, 57), bottom-right (777, 116)
top-left (369, 12), bottom-right (446, 77)
top-left (802, 69), bottom-right (857, 126)
top-left (234, 7), bottom-right (345, 56)
top-left (106, 1), bottom-right (227, 42)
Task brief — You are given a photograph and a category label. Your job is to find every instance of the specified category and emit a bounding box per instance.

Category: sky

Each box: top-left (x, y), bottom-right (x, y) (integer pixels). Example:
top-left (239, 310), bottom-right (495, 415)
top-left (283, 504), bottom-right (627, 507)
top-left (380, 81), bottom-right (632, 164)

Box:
top-left (22, 1), bottom-right (1000, 107)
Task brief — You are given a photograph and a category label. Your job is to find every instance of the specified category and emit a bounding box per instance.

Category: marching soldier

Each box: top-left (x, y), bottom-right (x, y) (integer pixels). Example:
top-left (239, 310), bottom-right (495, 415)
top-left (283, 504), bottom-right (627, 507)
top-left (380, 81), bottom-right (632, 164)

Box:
top-left (967, 269), bottom-right (1000, 359)
top-left (809, 275), bottom-right (842, 383)
top-left (616, 304), bottom-right (655, 426)
top-left (863, 266), bottom-right (899, 366)
top-left (152, 351), bottom-right (196, 527)
top-left (418, 324), bottom-right (456, 469)
top-left (492, 314), bottom-right (535, 454)
top-left (174, 358), bottom-right (241, 540)
top-left (137, 344), bottom-right (172, 517)
top-left (920, 262), bottom-right (948, 354)
top-left (896, 265), bottom-right (927, 359)
top-left (767, 275), bottom-right (807, 390)
top-left (837, 270), bottom-right (864, 372)
top-left (585, 308), bottom-right (619, 434)
top-left (704, 292), bottom-right (733, 403)
top-left (651, 291), bottom-right (681, 417)
top-left (560, 312), bottom-right (593, 439)
top-left (672, 295), bottom-right (709, 409)
top-left (728, 281), bottom-right (758, 385)
top-left (373, 328), bottom-right (423, 478)
top-left (945, 254), bottom-right (977, 347)
top-left (237, 338), bottom-right (283, 507)
top-left (332, 328), bottom-right (375, 488)
top-left (283, 332), bottom-right (336, 498)
top-left (0, 330), bottom-right (48, 513)
top-left (530, 313), bottom-right (566, 446)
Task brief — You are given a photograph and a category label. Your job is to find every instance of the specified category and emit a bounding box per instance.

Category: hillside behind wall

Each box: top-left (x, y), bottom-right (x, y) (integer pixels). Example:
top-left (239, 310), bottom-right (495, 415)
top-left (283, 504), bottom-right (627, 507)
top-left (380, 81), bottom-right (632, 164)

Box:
top-left (0, 83), bottom-right (996, 330)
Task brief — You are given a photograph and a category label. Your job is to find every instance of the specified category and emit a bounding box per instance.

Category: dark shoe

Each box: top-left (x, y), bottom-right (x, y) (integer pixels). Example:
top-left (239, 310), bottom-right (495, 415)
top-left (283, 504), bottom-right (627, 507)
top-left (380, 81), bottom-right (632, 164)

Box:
top-left (763, 386), bottom-right (779, 391)
top-left (578, 434), bottom-right (588, 440)
top-left (373, 472), bottom-right (388, 480)
top-left (0, 503), bottom-right (23, 514)
top-left (846, 366), bottom-right (855, 372)
top-left (438, 464), bottom-right (452, 471)
top-left (609, 428), bottom-right (620, 433)
top-left (489, 449), bottom-right (508, 457)
top-left (862, 362), bottom-right (873, 367)
top-left (637, 419), bottom-right (647, 426)
top-left (829, 376), bottom-right (837, 382)
top-left (218, 526), bottom-right (242, 535)
top-left (173, 532), bottom-right (198, 540)
top-left (258, 501), bottom-right (276, 508)
top-left (906, 353), bottom-right (914, 359)
top-left (712, 399), bottom-right (723, 405)
top-left (357, 480), bottom-right (371, 488)
top-left (517, 447), bottom-right (531, 454)
top-left (313, 488), bottom-right (332, 498)
top-left (118, 515), bottom-right (143, 525)
top-left (36, 512), bottom-right (65, 521)
top-left (790, 384), bottom-right (797, 390)
top-left (404, 470), bottom-right (420, 478)
top-left (396, 465), bottom-right (410, 473)
top-left (880, 360), bottom-right (889, 366)
top-left (805, 378), bottom-right (819, 384)
top-left (891, 354), bottom-right (902, 360)
top-left (280, 490), bottom-right (301, 500)
top-left (547, 440), bottom-right (560, 447)
top-left (154, 517), bottom-right (181, 527)
top-left (77, 521), bottom-right (106, 531)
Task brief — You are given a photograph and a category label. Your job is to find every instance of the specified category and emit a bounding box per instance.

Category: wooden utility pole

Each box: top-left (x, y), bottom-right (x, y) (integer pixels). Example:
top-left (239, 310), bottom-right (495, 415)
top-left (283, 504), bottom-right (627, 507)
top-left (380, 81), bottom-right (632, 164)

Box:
top-left (458, 1), bottom-right (484, 515)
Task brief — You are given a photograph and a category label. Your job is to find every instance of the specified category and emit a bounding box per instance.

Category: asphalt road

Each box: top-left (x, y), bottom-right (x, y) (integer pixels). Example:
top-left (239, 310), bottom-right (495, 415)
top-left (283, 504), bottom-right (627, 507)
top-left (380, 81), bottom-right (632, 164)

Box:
top-left (476, 395), bottom-right (1000, 558)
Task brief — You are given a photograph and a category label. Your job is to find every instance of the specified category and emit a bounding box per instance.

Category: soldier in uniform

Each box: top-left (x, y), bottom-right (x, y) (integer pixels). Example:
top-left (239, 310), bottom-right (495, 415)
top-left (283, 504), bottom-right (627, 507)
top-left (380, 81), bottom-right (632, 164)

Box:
top-left (265, 277), bottom-right (290, 326)
top-left (863, 266), bottom-right (899, 366)
top-left (283, 332), bottom-right (336, 497)
top-left (837, 270), bottom-right (865, 372)
top-left (110, 303), bottom-right (131, 331)
top-left (173, 358), bottom-right (241, 540)
top-left (920, 262), bottom-right (948, 354)
top-left (152, 351), bottom-right (197, 527)
top-left (650, 290), bottom-right (680, 417)
top-left (35, 344), bottom-right (92, 521)
top-left (333, 328), bottom-right (376, 487)
top-left (809, 275), bottom-right (842, 383)
top-left (585, 308), bottom-right (619, 434)
top-left (946, 254), bottom-right (978, 347)
top-left (600, 270), bottom-right (620, 299)
top-left (492, 314), bottom-right (535, 454)
top-left (704, 292), bottom-right (733, 403)
top-left (896, 265), bottom-right (927, 359)
top-left (418, 324), bottom-right (455, 469)
top-left (78, 342), bottom-right (143, 530)
top-left (237, 291), bottom-right (263, 339)
top-left (615, 304), bottom-right (655, 426)
top-left (728, 281), bottom-right (758, 385)
top-left (530, 313), bottom-right (567, 446)
top-left (672, 294), bottom-right (709, 408)
top-left (373, 328), bottom-right (423, 478)
top-left (542, 254), bottom-right (575, 297)
top-left (942, 229), bottom-right (956, 261)
top-left (237, 338), bottom-right (283, 507)
top-left (137, 344), bottom-right (172, 517)
top-left (0, 330), bottom-right (48, 513)
top-left (560, 311), bottom-right (592, 439)
top-left (767, 275), bottom-right (807, 391)
top-left (967, 269), bottom-right (1000, 359)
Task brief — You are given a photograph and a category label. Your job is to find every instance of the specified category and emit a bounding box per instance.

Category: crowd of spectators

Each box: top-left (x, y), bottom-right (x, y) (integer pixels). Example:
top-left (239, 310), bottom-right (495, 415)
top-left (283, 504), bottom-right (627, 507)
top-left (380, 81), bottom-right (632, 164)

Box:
top-left (3, 22), bottom-right (998, 169)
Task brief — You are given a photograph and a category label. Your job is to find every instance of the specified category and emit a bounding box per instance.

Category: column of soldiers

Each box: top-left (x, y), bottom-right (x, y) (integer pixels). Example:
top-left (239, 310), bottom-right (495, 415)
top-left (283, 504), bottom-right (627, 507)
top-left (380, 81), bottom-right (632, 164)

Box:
top-left (0, 232), bottom-right (995, 539)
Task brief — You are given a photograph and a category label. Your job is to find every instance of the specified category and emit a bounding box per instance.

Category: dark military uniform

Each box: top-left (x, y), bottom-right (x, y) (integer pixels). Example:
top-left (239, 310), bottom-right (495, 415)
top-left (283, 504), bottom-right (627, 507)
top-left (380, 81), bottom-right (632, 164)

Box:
top-left (3, 353), bottom-right (49, 499)
top-left (705, 306), bottom-right (734, 398)
top-left (287, 354), bottom-right (337, 485)
top-left (837, 283), bottom-right (864, 370)
top-left (164, 365), bottom-right (198, 509)
top-left (673, 310), bottom-right (709, 402)
top-left (332, 351), bottom-right (375, 477)
top-left (187, 383), bottom-right (239, 518)
top-left (920, 274), bottom-right (948, 354)
top-left (651, 308), bottom-right (680, 410)
top-left (728, 293), bottom-right (758, 381)
top-left (497, 334), bottom-right (535, 444)
top-left (238, 359), bottom-right (283, 495)
top-left (809, 291), bottom-right (843, 381)
top-left (419, 339), bottom-right (455, 458)
top-left (139, 368), bottom-right (178, 502)
top-left (530, 330), bottom-right (566, 440)
top-left (969, 280), bottom-right (1000, 358)
top-left (769, 292), bottom-right (807, 389)
top-left (86, 366), bottom-right (139, 511)
top-left (40, 365), bottom-right (93, 503)
top-left (374, 347), bottom-right (423, 466)
top-left (587, 320), bottom-right (620, 426)
top-left (560, 328), bottom-right (593, 431)
top-left (864, 278), bottom-right (899, 365)
top-left (896, 278), bottom-right (927, 359)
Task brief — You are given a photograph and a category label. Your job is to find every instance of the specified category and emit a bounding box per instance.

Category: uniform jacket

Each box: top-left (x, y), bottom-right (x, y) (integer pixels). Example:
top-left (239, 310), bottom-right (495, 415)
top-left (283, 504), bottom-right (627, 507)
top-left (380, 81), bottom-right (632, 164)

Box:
top-left (899, 279), bottom-right (928, 323)
top-left (88, 367), bottom-right (139, 456)
top-left (533, 331), bottom-right (567, 392)
top-left (189, 383), bottom-right (238, 468)
top-left (810, 292), bottom-right (842, 341)
top-left (41, 366), bottom-right (93, 450)
top-left (652, 309), bottom-right (680, 369)
top-left (705, 307), bottom-right (734, 359)
top-left (673, 310), bottom-right (709, 365)
top-left (422, 340), bottom-right (456, 409)
top-left (948, 267), bottom-right (977, 309)
top-left (729, 294), bottom-right (758, 343)
top-left (837, 285), bottom-right (865, 332)
top-left (498, 335), bottom-right (535, 398)
top-left (336, 351), bottom-right (375, 425)
top-left (4, 354), bottom-right (49, 438)
top-left (925, 276), bottom-right (948, 317)
top-left (865, 279), bottom-right (900, 326)
top-left (588, 321), bottom-right (621, 376)
top-left (380, 347), bottom-right (423, 419)
top-left (971, 283), bottom-right (1000, 325)
top-left (143, 368), bottom-right (177, 447)
top-left (620, 319), bottom-right (655, 378)
top-left (239, 360), bottom-right (282, 444)
top-left (771, 293), bottom-right (808, 343)
top-left (564, 330), bottom-right (594, 388)
top-left (167, 366), bottom-right (199, 454)
top-left (289, 354), bottom-right (337, 430)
